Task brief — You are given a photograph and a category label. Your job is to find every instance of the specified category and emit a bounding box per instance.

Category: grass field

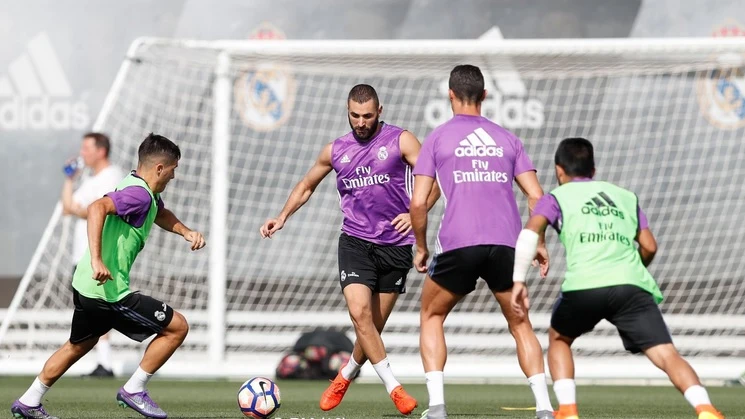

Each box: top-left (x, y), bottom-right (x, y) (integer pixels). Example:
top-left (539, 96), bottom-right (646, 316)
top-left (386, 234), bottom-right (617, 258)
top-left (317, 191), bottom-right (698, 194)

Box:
top-left (1, 376), bottom-right (743, 418)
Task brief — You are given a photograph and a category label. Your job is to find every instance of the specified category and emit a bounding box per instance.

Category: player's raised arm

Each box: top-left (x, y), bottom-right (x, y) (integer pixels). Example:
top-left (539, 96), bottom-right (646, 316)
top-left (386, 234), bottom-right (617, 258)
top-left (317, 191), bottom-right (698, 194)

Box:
top-left (399, 130), bottom-right (440, 210)
top-left (86, 196), bottom-right (118, 284)
top-left (260, 143), bottom-right (334, 238)
top-left (155, 205), bottom-right (206, 251)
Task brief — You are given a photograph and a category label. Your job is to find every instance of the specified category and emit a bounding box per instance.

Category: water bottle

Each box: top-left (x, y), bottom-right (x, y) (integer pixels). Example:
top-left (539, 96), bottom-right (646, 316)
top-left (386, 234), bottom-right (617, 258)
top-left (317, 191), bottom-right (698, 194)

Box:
top-left (63, 156), bottom-right (84, 177)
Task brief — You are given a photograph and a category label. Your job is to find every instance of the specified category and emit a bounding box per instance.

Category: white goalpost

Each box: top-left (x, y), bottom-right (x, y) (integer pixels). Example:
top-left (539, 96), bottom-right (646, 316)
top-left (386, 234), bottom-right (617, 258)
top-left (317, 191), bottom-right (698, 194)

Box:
top-left (2, 37), bottom-right (745, 381)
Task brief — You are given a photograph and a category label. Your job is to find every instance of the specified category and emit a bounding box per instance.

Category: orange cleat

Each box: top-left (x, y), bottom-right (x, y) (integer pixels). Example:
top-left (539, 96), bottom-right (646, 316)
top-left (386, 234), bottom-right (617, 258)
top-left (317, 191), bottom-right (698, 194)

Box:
top-left (554, 404), bottom-right (579, 419)
top-left (390, 385), bottom-right (418, 415)
top-left (696, 404), bottom-right (725, 419)
top-left (319, 372), bottom-right (351, 411)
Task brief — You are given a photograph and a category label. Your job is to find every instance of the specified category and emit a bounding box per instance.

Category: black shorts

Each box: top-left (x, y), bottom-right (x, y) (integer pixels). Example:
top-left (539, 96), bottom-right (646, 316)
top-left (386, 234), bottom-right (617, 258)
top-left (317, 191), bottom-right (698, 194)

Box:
top-left (428, 245), bottom-right (514, 295)
top-left (551, 284), bottom-right (673, 354)
top-left (70, 289), bottom-right (174, 344)
top-left (337, 233), bottom-right (412, 294)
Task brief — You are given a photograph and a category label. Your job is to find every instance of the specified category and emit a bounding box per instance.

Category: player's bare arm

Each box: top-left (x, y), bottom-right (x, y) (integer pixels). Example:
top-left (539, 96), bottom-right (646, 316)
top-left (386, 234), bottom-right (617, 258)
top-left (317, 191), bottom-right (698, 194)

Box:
top-left (155, 206), bottom-right (206, 251)
top-left (515, 171), bottom-right (544, 215)
top-left (511, 214), bottom-right (550, 317)
top-left (636, 228), bottom-right (658, 267)
top-left (393, 131), bottom-right (440, 236)
top-left (86, 196), bottom-right (118, 285)
top-left (515, 170), bottom-right (550, 272)
top-left (399, 130), bottom-right (441, 210)
top-left (260, 143), bottom-right (334, 238)
top-left (410, 174), bottom-right (435, 273)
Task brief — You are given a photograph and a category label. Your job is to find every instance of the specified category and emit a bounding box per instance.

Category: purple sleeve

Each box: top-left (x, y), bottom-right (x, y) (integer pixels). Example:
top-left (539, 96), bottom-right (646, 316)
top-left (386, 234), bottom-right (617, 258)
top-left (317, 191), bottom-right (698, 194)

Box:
top-left (513, 136), bottom-right (536, 176)
top-left (412, 134), bottom-right (437, 177)
top-left (533, 194), bottom-right (562, 229)
top-left (105, 186), bottom-right (155, 228)
top-left (638, 205), bottom-right (649, 230)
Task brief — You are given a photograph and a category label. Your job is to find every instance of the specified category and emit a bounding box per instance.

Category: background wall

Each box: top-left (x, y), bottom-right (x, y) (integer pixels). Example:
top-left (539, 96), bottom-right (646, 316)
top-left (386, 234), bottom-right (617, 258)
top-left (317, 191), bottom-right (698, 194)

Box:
top-left (0, 0), bottom-right (742, 285)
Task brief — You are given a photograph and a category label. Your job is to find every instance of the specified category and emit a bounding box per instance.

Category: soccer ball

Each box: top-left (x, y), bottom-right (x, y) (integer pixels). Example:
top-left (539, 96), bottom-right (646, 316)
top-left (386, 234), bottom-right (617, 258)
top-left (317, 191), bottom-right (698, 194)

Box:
top-left (276, 353), bottom-right (308, 378)
top-left (327, 351), bottom-right (351, 372)
top-left (237, 377), bottom-right (281, 418)
top-left (303, 345), bottom-right (328, 362)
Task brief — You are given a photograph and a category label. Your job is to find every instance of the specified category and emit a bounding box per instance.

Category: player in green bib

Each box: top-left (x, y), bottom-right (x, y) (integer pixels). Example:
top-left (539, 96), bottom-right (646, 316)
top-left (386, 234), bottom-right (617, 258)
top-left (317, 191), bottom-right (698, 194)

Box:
top-left (12, 134), bottom-right (206, 419)
top-left (510, 138), bottom-right (724, 419)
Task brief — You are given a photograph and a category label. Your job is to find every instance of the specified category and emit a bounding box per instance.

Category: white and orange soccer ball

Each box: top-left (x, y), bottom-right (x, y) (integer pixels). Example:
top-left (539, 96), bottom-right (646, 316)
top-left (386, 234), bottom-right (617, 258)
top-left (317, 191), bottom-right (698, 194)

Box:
top-left (237, 377), bottom-right (281, 418)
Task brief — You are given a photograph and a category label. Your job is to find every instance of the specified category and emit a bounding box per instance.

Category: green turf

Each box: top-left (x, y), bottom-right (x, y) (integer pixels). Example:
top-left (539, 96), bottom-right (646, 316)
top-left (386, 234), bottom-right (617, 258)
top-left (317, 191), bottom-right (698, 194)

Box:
top-left (1, 376), bottom-right (742, 418)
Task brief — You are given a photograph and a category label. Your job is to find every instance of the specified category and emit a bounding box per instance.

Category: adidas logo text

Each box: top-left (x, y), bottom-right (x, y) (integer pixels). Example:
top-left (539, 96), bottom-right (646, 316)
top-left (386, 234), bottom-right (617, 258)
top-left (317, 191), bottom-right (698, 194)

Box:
top-left (454, 127), bottom-right (504, 157)
top-left (424, 27), bottom-right (545, 129)
top-left (0, 32), bottom-right (90, 131)
top-left (582, 206), bottom-right (625, 219)
top-left (0, 98), bottom-right (89, 130)
top-left (582, 192), bottom-right (625, 219)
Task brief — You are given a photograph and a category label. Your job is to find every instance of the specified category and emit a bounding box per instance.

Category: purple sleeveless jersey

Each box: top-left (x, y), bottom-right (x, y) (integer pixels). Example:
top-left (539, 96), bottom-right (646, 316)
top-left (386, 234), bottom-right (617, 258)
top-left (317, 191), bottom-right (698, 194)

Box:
top-left (413, 114), bottom-right (535, 253)
top-left (331, 123), bottom-right (414, 246)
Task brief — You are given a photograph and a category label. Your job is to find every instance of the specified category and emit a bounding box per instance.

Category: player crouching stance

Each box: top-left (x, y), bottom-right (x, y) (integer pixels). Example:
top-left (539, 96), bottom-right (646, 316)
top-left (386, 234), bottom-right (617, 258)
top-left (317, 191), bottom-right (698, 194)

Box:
top-left (511, 137), bottom-right (724, 419)
top-left (11, 134), bottom-right (205, 419)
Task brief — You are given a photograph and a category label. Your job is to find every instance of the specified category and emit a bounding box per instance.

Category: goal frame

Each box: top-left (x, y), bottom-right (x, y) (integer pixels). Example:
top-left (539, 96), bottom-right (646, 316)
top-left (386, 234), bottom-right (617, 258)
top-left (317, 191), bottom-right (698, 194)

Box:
top-left (2, 36), bottom-right (744, 381)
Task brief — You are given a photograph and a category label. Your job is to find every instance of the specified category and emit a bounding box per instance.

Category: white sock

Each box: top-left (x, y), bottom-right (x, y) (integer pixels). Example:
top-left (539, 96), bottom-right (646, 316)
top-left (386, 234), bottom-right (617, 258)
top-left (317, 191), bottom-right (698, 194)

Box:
top-left (372, 357), bottom-right (400, 394)
top-left (683, 385), bottom-right (711, 408)
top-left (340, 356), bottom-right (363, 381)
top-left (97, 338), bottom-right (113, 370)
top-left (553, 378), bottom-right (577, 406)
top-left (19, 377), bottom-right (50, 407)
top-left (528, 373), bottom-right (553, 412)
top-left (425, 371), bottom-right (445, 406)
top-left (123, 367), bottom-right (153, 393)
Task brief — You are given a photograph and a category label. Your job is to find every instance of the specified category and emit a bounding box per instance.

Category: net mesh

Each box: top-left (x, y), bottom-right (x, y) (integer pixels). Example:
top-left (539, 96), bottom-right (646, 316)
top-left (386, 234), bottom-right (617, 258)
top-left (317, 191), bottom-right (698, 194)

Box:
top-left (3, 41), bottom-right (744, 361)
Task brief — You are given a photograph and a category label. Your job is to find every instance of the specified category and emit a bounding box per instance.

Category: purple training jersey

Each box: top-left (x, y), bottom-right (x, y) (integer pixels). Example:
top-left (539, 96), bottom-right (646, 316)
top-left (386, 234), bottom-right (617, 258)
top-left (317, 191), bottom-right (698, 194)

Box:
top-left (331, 123), bottom-right (414, 246)
top-left (533, 178), bottom-right (649, 232)
top-left (413, 114), bottom-right (535, 253)
top-left (105, 172), bottom-right (164, 228)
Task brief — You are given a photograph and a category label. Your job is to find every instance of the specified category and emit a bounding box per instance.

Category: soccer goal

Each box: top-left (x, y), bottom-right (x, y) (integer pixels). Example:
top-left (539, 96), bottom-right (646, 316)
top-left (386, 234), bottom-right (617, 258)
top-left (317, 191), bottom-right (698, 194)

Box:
top-left (2, 37), bottom-right (745, 381)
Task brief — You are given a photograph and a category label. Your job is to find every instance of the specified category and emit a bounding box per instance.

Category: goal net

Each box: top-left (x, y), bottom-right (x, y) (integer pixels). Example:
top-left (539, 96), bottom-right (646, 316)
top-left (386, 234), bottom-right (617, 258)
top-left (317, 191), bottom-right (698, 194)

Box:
top-left (2, 38), bottom-right (745, 379)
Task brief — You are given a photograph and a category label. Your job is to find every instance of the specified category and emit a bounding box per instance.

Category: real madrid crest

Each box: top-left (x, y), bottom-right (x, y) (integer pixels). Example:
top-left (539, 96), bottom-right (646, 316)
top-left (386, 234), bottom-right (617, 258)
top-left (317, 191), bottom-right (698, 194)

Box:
top-left (377, 146), bottom-right (388, 160)
top-left (233, 23), bottom-right (297, 132)
top-left (696, 20), bottom-right (745, 130)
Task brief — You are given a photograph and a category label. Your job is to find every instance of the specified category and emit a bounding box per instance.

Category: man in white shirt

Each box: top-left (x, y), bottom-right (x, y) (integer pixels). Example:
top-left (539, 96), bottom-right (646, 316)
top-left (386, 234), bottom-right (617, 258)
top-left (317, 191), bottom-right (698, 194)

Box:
top-left (61, 132), bottom-right (124, 377)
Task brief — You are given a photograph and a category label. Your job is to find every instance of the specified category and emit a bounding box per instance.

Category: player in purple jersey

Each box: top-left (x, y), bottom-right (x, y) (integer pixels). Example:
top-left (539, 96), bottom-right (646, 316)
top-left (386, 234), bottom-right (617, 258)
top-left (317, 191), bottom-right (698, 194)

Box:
top-left (410, 65), bottom-right (554, 419)
top-left (260, 84), bottom-right (439, 415)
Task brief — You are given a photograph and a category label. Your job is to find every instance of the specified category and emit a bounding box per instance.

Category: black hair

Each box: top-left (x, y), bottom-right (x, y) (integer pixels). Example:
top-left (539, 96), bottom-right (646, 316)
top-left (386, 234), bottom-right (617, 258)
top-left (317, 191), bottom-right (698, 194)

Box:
top-left (448, 64), bottom-right (485, 104)
top-left (137, 133), bottom-right (181, 166)
top-left (555, 137), bottom-right (595, 178)
top-left (347, 84), bottom-right (379, 107)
